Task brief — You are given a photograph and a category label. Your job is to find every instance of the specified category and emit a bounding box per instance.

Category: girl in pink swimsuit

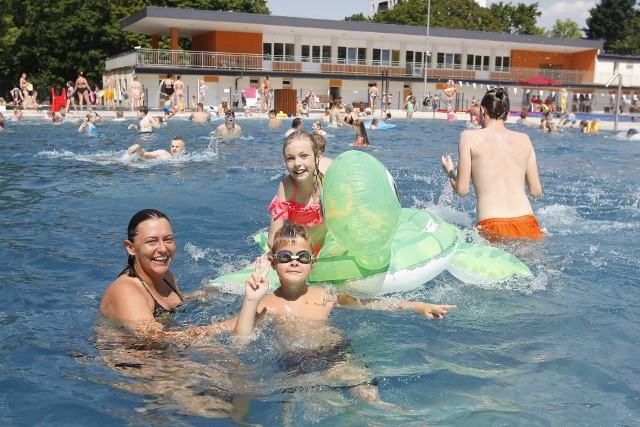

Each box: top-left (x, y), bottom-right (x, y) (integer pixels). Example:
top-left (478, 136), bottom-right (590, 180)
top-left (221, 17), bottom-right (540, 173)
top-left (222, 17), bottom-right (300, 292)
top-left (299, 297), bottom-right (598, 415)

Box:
top-left (268, 130), bottom-right (327, 254)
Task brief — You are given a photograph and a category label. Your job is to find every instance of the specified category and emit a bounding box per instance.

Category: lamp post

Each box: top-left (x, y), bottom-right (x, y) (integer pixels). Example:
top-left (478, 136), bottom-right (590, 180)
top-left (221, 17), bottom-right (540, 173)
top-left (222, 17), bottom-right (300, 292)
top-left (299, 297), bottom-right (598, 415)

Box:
top-left (605, 72), bottom-right (622, 132)
top-left (422, 0), bottom-right (431, 98)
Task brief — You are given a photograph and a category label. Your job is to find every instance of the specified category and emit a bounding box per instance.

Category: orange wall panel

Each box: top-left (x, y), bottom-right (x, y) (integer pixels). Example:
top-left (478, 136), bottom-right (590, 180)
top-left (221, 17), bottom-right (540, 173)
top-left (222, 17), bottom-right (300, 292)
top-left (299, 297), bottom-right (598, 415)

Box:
top-left (192, 31), bottom-right (262, 54)
top-left (569, 49), bottom-right (598, 72)
top-left (511, 49), bottom-right (597, 72)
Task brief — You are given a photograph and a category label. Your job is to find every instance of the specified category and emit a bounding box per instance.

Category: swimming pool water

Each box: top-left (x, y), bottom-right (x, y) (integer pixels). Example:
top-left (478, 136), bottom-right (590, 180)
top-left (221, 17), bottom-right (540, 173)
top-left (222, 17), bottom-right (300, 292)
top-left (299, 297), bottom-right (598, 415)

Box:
top-left (1, 116), bottom-right (639, 425)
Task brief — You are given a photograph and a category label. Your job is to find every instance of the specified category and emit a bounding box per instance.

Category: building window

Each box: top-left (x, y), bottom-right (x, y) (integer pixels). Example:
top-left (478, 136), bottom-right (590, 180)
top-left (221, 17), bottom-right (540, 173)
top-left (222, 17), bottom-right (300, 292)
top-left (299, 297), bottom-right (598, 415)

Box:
top-left (269, 42), bottom-right (295, 62)
top-left (322, 45), bottom-right (331, 63)
top-left (302, 45), bottom-right (324, 63)
top-left (263, 43), bottom-right (272, 60)
top-left (437, 52), bottom-right (462, 69)
top-left (338, 46), bottom-right (366, 65)
top-left (494, 56), bottom-right (510, 72)
top-left (466, 55), bottom-right (490, 71)
top-left (373, 49), bottom-right (400, 67)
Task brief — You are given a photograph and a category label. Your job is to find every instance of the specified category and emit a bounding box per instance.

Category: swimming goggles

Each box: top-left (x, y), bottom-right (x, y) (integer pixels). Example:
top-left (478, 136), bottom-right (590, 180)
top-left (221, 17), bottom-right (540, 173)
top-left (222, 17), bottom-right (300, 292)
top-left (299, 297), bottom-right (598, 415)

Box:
top-left (273, 250), bottom-right (315, 264)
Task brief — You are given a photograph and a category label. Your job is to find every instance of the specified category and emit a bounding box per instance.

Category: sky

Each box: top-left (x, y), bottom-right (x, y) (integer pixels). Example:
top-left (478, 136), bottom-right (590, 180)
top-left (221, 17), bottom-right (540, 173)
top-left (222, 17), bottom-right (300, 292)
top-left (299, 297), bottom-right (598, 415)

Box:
top-left (265, 0), bottom-right (596, 32)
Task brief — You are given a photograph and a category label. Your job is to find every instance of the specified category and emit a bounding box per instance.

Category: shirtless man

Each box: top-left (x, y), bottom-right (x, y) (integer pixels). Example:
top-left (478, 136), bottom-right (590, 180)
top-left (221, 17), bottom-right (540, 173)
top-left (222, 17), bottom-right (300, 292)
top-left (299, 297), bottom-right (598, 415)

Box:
top-left (104, 72), bottom-right (116, 110)
top-left (75, 72), bottom-right (91, 111)
top-left (441, 88), bottom-right (544, 241)
top-left (128, 106), bottom-right (161, 133)
top-left (173, 75), bottom-right (185, 110)
top-left (212, 111), bottom-right (242, 140)
top-left (368, 82), bottom-right (379, 112)
top-left (189, 103), bottom-right (211, 123)
top-left (128, 137), bottom-right (185, 159)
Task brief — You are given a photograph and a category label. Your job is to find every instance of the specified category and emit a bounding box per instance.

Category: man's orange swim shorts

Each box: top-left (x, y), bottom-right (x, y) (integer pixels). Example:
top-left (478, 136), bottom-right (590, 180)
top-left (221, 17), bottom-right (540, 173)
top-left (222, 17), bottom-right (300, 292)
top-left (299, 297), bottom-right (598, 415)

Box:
top-left (476, 214), bottom-right (544, 242)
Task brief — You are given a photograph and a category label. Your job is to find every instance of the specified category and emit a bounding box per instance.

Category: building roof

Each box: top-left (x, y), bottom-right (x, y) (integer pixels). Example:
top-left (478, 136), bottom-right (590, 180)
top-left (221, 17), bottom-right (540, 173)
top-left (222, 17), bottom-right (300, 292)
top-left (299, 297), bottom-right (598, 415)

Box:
top-left (122, 6), bottom-right (603, 53)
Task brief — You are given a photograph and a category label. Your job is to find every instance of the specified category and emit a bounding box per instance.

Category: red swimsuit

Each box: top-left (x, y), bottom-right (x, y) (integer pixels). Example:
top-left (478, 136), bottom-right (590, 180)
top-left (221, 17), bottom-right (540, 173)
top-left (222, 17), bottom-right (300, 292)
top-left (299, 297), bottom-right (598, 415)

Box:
top-left (268, 181), bottom-right (324, 227)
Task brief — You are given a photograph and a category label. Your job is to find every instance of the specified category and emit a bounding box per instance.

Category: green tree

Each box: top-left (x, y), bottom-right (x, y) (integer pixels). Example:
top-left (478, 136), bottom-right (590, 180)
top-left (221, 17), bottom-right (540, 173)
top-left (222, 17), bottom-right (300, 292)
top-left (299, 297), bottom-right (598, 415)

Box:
top-left (368, 0), bottom-right (502, 32)
top-left (1, 0), bottom-right (270, 98)
top-left (489, 1), bottom-right (545, 35)
top-left (548, 19), bottom-right (582, 39)
top-left (585, 0), bottom-right (639, 54)
top-left (345, 13), bottom-right (369, 22)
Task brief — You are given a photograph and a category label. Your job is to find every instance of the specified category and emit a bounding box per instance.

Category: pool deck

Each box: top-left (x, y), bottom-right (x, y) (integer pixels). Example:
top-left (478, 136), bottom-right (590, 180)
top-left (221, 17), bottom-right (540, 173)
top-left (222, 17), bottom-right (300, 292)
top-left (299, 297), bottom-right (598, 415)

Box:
top-left (7, 106), bottom-right (639, 133)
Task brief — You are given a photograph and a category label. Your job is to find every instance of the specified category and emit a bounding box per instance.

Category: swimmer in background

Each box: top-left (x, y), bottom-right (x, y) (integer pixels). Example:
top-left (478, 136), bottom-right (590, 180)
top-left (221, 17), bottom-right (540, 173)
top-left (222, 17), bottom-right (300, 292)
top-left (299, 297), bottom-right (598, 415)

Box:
top-left (516, 111), bottom-right (530, 126)
top-left (268, 110), bottom-right (283, 128)
top-left (312, 133), bottom-right (333, 174)
top-left (244, 223), bottom-right (455, 407)
top-left (441, 88), bottom-right (544, 241)
top-left (212, 111), bottom-right (242, 140)
top-left (559, 110), bottom-right (577, 128)
top-left (369, 118), bottom-right (379, 129)
top-left (285, 117), bottom-right (303, 138)
top-left (329, 101), bottom-right (343, 126)
top-left (128, 106), bottom-right (161, 133)
top-left (162, 99), bottom-right (176, 117)
top-left (189, 103), bottom-right (211, 123)
top-left (128, 137), bottom-right (186, 160)
top-left (311, 120), bottom-right (327, 136)
top-left (321, 108), bottom-right (331, 123)
top-left (114, 110), bottom-right (126, 121)
top-left (78, 112), bottom-right (98, 132)
top-left (0, 113), bottom-right (6, 132)
top-left (353, 119), bottom-right (370, 146)
top-left (626, 128), bottom-right (639, 138)
top-left (11, 108), bottom-right (23, 121)
top-left (217, 98), bottom-right (230, 118)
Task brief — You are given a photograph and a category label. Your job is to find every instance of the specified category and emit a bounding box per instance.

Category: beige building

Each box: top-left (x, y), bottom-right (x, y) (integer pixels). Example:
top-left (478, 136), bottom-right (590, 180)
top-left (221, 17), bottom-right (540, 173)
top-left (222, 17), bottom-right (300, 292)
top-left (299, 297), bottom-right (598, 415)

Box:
top-left (105, 6), bottom-right (639, 114)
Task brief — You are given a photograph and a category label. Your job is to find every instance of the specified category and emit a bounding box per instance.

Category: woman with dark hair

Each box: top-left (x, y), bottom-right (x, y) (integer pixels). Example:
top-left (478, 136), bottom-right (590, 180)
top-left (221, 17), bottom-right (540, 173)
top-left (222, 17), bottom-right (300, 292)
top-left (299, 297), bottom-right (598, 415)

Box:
top-left (99, 209), bottom-right (267, 338)
top-left (440, 88), bottom-right (544, 241)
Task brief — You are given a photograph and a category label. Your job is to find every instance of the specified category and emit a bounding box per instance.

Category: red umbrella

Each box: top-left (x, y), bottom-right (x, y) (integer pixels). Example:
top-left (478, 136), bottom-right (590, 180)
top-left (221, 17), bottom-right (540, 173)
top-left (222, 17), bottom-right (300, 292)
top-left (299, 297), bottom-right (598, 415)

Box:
top-left (517, 76), bottom-right (562, 86)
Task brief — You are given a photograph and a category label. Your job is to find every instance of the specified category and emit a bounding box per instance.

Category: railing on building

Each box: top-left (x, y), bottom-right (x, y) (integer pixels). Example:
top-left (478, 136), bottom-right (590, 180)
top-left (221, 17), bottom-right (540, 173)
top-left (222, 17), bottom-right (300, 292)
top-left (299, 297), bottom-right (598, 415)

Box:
top-left (106, 48), bottom-right (632, 86)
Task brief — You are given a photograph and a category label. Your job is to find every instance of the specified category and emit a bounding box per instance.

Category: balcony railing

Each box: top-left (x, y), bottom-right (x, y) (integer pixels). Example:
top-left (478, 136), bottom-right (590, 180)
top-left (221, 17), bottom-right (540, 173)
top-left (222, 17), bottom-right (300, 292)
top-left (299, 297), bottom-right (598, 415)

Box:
top-left (106, 48), bottom-right (630, 86)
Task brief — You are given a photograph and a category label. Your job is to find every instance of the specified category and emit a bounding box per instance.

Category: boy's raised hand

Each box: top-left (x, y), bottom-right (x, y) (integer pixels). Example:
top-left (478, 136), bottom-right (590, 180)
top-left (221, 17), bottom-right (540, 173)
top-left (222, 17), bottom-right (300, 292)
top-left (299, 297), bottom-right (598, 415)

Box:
top-left (245, 257), bottom-right (270, 301)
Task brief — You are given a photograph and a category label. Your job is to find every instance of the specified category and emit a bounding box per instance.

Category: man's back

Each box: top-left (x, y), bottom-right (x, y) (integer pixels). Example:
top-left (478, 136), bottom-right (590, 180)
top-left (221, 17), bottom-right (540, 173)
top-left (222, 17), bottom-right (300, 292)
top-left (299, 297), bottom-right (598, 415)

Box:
top-left (460, 126), bottom-right (541, 221)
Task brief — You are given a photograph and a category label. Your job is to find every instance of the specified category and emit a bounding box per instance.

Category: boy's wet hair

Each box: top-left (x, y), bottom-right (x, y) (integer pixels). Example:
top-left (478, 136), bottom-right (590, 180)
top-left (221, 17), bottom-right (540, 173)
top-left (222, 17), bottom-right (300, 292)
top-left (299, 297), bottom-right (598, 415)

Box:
top-left (272, 223), bottom-right (313, 253)
top-left (481, 88), bottom-right (510, 120)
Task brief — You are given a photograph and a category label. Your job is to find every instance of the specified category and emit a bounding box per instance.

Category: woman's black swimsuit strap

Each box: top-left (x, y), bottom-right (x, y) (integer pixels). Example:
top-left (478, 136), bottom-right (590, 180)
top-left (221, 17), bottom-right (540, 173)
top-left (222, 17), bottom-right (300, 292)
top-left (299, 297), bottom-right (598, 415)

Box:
top-left (138, 278), bottom-right (183, 318)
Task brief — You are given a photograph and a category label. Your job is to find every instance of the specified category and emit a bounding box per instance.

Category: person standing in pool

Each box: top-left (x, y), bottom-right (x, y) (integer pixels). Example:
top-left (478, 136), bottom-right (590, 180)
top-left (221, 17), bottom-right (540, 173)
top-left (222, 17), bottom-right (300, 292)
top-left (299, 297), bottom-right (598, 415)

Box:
top-left (128, 106), bottom-right (161, 133)
top-left (99, 209), bottom-right (268, 339)
top-left (441, 88), bottom-right (544, 241)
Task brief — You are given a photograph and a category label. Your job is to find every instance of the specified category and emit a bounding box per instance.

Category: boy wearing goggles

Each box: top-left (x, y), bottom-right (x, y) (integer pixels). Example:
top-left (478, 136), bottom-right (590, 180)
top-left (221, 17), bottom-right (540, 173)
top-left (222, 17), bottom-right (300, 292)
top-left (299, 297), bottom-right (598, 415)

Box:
top-left (242, 223), bottom-right (456, 408)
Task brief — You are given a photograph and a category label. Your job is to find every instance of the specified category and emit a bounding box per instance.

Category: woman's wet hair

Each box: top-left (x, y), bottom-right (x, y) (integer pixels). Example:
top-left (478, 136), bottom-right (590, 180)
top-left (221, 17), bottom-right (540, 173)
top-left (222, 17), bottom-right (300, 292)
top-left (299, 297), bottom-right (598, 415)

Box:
top-left (480, 88), bottom-right (510, 120)
top-left (120, 209), bottom-right (171, 278)
top-left (272, 223), bottom-right (313, 253)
